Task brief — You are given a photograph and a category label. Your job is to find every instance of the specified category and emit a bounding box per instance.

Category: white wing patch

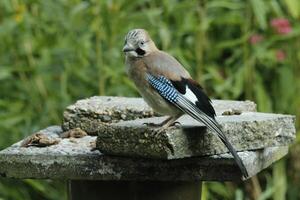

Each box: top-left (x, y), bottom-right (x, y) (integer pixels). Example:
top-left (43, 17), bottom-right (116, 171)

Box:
top-left (183, 86), bottom-right (198, 104)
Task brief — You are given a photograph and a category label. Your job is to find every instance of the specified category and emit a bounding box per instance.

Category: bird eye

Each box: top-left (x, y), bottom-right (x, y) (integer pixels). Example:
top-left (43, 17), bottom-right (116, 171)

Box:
top-left (140, 41), bottom-right (144, 45)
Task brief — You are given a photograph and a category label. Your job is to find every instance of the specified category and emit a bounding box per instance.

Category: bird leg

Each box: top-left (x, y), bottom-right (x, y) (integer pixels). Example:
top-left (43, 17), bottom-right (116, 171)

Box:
top-left (143, 116), bottom-right (174, 128)
top-left (153, 114), bottom-right (182, 135)
top-left (144, 115), bottom-right (182, 136)
top-left (161, 115), bottom-right (181, 129)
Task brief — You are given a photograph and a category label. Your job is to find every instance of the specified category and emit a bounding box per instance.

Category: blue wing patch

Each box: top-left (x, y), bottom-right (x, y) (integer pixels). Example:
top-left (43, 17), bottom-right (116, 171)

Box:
top-left (146, 74), bottom-right (179, 103)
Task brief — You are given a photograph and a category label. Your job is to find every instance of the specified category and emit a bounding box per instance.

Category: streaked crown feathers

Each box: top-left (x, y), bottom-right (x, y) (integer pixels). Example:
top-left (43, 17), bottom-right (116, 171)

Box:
top-left (125, 29), bottom-right (149, 43)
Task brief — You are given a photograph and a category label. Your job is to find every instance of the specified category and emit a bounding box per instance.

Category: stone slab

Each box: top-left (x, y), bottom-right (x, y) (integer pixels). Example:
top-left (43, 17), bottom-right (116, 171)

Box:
top-left (62, 96), bottom-right (257, 134)
top-left (96, 112), bottom-right (295, 159)
top-left (0, 126), bottom-right (288, 181)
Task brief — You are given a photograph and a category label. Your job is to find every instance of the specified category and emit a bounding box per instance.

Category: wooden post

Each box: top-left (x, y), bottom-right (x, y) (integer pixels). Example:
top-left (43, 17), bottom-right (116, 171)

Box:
top-left (68, 180), bottom-right (202, 200)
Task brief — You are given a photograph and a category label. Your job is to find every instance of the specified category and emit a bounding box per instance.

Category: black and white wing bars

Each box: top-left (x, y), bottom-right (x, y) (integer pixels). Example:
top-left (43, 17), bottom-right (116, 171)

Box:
top-left (146, 73), bottom-right (249, 178)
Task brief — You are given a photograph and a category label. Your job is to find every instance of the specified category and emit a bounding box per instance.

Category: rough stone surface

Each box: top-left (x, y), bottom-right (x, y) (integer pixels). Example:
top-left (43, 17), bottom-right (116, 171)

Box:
top-left (96, 112), bottom-right (295, 159)
top-left (0, 126), bottom-right (288, 181)
top-left (62, 96), bottom-right (257, 133)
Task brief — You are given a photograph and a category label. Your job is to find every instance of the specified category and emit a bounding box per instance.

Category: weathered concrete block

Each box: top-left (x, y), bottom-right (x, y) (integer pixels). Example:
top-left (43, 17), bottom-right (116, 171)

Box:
top-left (0, 126), bottom-right (289, 181)
top-left (96, 113), bottom-right (295, 159)
top-left (62, 96), bottom-right (155, 133)
top-left (62, 96), bottom-right (257, 134)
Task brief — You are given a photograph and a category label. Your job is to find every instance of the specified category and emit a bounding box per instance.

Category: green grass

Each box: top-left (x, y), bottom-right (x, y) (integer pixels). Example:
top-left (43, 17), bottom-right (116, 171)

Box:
top-left (0, 0), bottom-right (299, 199)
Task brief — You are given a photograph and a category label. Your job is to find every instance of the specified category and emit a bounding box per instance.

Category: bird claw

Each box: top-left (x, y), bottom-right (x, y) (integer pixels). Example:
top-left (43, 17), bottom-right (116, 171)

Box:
top-left (172, 121), bottom-right (181, 127)
top-left (143, 120), bottom-right (180, 137)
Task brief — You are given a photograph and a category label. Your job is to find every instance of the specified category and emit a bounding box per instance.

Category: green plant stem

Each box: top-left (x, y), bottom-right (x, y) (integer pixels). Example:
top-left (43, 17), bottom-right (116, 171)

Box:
top-left (195, 1), bottom-right (206, 84)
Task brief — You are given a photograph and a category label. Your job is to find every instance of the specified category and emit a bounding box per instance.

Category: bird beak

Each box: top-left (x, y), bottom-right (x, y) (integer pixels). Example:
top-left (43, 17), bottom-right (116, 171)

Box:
top-left (123, 44), bottom-right (134, 52)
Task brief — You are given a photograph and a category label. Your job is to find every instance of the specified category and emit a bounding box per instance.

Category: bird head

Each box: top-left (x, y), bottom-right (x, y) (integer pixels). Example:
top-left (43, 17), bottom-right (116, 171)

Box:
top-left (123, 29), bottom-right (158, 58)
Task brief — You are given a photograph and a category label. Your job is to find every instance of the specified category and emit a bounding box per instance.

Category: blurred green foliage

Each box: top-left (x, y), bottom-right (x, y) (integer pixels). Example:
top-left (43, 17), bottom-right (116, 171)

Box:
top-left (0, 0), bottom-right (299, 199)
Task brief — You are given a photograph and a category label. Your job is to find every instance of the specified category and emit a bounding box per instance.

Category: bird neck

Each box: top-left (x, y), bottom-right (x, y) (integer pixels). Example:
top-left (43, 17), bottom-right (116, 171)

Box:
top-left (148, 40), bottom-right (159, 52)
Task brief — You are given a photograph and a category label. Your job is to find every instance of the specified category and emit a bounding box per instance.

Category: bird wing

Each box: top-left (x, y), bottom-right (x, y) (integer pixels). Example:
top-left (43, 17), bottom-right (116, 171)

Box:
top-left (171, 78), bottom-right (216, 118)
top-left (143, 51), bottom-right (215, 118)
top-left (145, 73), bottom-right (249, 178)
top-left (142, 51), bottom-right (191, 80)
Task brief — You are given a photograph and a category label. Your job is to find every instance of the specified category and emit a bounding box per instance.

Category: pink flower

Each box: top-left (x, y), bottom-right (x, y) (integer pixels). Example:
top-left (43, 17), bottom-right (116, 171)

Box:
top-left (249, 34), bottom-right (263, 45)
top-left (270, 18), bottom-right (292, 35)
top-left (276, 49), bottom-right (286, 61)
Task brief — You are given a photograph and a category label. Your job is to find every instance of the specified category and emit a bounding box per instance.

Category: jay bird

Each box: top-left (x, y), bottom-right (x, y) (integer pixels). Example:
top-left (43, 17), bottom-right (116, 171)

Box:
top-left (123, 29), bottom-right (248, 178)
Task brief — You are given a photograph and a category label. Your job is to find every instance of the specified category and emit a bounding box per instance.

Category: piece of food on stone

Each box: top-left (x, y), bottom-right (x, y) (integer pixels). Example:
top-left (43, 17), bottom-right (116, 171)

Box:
top-left (21, 133), bottom-right (60, 147)
top-left (60, 128), bottom-right (88, 138)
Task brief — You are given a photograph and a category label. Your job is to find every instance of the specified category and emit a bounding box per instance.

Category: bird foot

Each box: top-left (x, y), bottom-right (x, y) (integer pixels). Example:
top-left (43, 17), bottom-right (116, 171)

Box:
top-left (151, 122), bottom-right (182, 137)
top-left (144, 119), bottom-right (181, 137)
top-left (172, 121), bottom-right (181, 127)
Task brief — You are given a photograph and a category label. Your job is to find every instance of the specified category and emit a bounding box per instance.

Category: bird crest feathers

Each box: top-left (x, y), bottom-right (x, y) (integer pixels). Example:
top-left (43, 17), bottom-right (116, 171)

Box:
top-left (125, 29), bottom-right (149, 42)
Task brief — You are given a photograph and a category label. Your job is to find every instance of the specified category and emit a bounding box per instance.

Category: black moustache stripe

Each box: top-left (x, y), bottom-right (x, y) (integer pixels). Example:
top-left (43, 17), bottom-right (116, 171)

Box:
top-left (136, 48), bottom-right (145, 55)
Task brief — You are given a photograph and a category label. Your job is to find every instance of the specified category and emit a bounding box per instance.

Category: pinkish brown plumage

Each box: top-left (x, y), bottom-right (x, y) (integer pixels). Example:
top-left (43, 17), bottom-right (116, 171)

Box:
top-left (123, 29), bottom-right (248, 178)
